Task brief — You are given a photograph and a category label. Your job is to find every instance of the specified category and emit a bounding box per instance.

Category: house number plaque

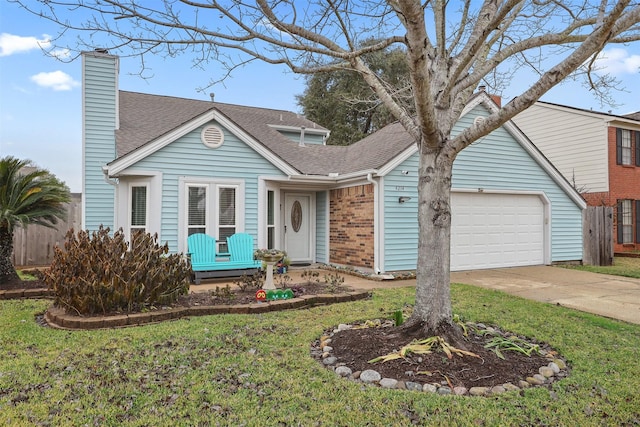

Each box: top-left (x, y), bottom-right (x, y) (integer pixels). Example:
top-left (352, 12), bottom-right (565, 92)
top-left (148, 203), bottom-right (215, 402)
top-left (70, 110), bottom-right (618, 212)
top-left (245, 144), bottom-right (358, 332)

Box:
top-left (291, 201), bottom-right (302, 232)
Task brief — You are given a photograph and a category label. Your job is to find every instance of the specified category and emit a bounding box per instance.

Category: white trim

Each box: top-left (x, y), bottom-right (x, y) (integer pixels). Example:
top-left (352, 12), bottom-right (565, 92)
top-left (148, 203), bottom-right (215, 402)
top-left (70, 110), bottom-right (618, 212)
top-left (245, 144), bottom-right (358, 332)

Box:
top-left (459, 92), bottom-right (587, 210)
top-left (267, 123), bottom-right (330, 136)
top-left (177, 176), bottom-right (246, 253)
top-left (107, 110), bottom-right (299, 177)
top-left (323, 189), bottom-right (330, 264)
top-left (377, 146), bottom-right (418, 176)
top-left (115, 172), bottom-right (162, 239)
top-left (367, 173), bottom-right (383, 274)
top-left (283, 191), bottom-right (316, 263)
top-left (452, 188), bottom-right (552, 265)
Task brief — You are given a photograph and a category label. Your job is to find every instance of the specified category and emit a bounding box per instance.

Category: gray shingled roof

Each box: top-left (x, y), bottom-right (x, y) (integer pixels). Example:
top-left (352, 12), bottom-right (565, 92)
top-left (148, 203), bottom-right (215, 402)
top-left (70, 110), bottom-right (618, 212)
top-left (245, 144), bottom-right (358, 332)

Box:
top-left (116, 91), bottom-right (416, 176)
top-left (623, 111), bottom-right (640, 121)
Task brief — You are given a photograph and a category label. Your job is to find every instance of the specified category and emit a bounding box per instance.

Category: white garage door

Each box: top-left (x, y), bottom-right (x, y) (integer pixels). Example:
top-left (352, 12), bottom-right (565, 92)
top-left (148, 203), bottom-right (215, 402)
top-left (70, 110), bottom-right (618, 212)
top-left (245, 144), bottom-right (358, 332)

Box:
top-left (451, 192), bottom-right (545, 271)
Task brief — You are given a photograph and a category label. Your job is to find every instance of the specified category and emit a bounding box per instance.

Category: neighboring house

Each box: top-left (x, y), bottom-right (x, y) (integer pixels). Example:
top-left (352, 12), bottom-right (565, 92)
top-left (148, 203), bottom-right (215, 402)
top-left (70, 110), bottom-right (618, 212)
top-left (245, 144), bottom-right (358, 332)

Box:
top-left (514, 102), bottom-right (640, 253)
top-left (82, 50), bottom-right (585, 274)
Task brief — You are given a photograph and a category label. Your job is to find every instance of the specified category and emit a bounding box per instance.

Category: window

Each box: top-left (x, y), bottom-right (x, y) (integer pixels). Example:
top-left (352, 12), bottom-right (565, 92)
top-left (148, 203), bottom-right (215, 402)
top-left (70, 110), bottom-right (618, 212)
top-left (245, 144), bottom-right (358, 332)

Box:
top-left (616, 128), bottom-right (632, 165)
top-left (187, 185), bottom-right (207, 236)
top-left (130, 185), bottom-right (148, 237)
top-left (217, 186), bottom-right (236, 253)
top-left (181, 179), bottom-right (244, 253)
top-left (617, 199), bottom-right (633, 244)
top-left (267, 190), bottom-right (275, 249)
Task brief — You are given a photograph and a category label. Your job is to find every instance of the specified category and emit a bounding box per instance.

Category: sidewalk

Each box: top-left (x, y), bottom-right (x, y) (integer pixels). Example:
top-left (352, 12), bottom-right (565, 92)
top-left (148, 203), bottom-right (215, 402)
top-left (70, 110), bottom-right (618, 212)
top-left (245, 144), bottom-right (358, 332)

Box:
top-left (191, 265), bottom-right (640, 325)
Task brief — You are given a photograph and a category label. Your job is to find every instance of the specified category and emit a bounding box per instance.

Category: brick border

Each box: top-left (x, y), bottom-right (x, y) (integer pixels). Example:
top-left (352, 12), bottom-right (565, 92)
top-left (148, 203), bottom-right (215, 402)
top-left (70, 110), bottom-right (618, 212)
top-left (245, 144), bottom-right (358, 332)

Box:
top-left (41, 291), bottom-right (371, 330)
top-left (0, 287), bottom-right (52, 300)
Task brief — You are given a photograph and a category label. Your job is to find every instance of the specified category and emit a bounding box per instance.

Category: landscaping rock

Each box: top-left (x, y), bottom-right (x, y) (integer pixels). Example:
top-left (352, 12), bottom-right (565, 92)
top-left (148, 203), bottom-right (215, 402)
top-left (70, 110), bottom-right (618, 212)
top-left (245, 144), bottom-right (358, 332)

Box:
top-left (469, 387), bottom-right (489, 396)
top-left (548, 362), bottom-right (560, 374)
top-left (490, 385), bottom-right (506, 394)
top-left (503, 383), bottom-right (520, 392)
top-left (539, 366), bottom-right (555, 378)
top-left (423, 384), bottom-right (438, 393)
top-left (360, 369), bottom-right (381, 384)
top-left (322, 356), bottom-right (337, 366)
top-left (454, 386), bottom-right (468, 395)
top-left (379, 378), bottom-right (398, 389)
top-left (406, 382), bottom-right (423, 391)
top-left (437, 387), bottom-right (452, 395)
top-left (334, 366), bottom-right (352, 377)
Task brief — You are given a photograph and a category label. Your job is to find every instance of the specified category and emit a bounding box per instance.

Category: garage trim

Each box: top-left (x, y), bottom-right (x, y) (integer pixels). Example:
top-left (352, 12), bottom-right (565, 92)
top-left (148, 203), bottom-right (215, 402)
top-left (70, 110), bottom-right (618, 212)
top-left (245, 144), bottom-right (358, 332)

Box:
top-left (452, 188), bottom-right (551, 267)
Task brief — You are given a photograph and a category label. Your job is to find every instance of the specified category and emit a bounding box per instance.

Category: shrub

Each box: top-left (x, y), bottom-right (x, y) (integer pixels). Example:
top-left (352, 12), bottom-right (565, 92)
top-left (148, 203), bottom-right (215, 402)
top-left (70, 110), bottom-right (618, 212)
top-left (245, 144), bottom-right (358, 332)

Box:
top-left (45, 226), bottom-right (190, 315)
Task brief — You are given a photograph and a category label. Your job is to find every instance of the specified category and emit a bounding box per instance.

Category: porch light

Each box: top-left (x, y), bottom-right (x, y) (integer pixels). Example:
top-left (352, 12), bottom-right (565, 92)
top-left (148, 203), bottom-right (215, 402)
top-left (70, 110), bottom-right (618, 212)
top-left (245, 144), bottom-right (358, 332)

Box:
top-left (398, 196), bottom-right (412, 203)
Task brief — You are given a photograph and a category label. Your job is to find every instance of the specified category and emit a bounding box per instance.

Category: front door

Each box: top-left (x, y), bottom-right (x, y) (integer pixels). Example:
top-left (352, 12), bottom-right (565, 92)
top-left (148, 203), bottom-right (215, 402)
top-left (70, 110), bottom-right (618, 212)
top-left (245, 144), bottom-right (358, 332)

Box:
top-left (284, 193), bottom-right (312, 263)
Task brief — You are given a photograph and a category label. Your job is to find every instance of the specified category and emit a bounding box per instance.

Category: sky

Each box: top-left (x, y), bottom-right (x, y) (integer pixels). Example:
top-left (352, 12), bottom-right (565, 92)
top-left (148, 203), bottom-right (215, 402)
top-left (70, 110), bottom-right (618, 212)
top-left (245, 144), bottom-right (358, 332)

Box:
top-left (1, 3), bottom-right (639, 194)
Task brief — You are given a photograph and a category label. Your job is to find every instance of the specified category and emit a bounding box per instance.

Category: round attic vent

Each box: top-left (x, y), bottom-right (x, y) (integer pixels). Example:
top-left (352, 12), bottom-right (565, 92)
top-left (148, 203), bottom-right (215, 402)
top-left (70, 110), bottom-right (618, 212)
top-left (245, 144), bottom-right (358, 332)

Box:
top-left (201, 125), bottom-right (224, 148)
top-left (473, 116), bottom-right (485, 126)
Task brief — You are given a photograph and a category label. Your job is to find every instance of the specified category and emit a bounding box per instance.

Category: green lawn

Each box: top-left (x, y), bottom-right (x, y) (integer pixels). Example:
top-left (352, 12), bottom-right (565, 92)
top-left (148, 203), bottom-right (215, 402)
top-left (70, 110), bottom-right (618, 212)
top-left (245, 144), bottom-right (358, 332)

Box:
top-left (1, 285), bottom-right (639, 426)
top-left (564, 256), bottom-right (640, 279)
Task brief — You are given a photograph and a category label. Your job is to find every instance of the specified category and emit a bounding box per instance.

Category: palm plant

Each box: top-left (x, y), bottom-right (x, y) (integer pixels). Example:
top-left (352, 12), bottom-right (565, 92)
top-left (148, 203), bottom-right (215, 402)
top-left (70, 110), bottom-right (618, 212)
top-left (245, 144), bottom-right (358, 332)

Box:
top-left (0, 156), bottom-right (70, 286)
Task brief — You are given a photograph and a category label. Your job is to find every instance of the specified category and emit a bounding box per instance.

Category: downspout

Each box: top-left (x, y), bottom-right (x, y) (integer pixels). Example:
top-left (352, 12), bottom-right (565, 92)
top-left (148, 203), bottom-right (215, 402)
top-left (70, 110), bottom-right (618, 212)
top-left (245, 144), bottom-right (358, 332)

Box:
top-left (367, 173), bottom-right (381, 274)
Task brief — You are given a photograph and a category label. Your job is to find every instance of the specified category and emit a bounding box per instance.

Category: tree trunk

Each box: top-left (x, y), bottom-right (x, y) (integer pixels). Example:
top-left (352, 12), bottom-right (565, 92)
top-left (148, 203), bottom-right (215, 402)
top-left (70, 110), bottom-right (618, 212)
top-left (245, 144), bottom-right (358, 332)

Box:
top-left (399, 146), bottom-right (466, 348)
top-left (0, 226), bottom-right (20, 286)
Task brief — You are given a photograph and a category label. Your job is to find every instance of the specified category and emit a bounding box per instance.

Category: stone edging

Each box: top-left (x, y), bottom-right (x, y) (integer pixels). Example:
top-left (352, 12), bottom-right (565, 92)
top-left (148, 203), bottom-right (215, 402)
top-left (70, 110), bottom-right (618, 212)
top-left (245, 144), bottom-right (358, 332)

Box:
top-left (0, 288), bottom-right (52, 300)
top-left (43, 291), bottom-right (371, 330)
top-left (313, 322), bottom-right (570, 396)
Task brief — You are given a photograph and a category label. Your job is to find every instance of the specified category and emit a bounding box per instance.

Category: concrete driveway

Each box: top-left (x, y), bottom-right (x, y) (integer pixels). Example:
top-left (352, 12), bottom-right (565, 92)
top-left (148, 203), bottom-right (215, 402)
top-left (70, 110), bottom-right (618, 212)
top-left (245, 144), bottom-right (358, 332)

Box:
top-left (450, 266), bottom-right (640, 325)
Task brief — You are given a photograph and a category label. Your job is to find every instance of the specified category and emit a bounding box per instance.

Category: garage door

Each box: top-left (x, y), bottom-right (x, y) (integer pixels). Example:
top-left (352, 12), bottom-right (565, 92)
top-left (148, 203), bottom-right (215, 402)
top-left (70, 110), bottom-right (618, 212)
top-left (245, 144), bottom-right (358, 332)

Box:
top-left (451, 192), bottom-right (545, 271)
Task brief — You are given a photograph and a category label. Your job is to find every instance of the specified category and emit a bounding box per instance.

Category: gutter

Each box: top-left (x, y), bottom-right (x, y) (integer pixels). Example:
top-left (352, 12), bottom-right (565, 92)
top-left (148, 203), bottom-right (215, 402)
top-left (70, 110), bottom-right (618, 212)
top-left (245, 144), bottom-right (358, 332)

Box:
top-left (367, 173), bottom-right (381, 275)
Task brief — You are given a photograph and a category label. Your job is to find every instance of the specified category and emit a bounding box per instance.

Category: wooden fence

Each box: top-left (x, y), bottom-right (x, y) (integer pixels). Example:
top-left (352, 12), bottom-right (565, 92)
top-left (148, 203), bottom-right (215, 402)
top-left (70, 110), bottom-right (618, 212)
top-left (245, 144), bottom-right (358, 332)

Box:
top-left (582, 206), bottom-right (613, 266)
top-left (11, 193), bottom-right (82, 267)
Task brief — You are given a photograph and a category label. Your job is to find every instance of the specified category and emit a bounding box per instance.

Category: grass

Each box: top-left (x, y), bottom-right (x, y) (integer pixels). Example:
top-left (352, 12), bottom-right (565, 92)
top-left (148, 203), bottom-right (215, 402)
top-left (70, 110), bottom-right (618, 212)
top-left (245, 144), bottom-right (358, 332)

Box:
top-left (562, 256), bottom-right (640, 279)
top-left (1, 285), bottom-right (640, 426)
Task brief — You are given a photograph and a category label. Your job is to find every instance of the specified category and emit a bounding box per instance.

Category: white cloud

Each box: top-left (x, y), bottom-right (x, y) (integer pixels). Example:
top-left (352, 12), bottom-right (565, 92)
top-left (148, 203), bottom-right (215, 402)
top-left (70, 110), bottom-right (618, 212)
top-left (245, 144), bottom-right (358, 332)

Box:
top-left (30, 71), bottom-right (80, 91)
top-left (0, 33), bottom-right (51, 56)
top-left (594, 48), bottom-right (640, 75)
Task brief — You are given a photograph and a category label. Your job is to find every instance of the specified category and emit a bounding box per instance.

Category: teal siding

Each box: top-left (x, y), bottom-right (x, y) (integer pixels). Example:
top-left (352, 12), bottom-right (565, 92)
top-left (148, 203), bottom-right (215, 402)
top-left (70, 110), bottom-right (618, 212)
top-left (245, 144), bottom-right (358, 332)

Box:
top-left (383, 105), bottom-right (583, 272)
top-left (83, 53), bottom-right (117, 231)
top-left (125, 121), bottom-right (286, 252)
top-left (315, 191), bottom-right (328, 263)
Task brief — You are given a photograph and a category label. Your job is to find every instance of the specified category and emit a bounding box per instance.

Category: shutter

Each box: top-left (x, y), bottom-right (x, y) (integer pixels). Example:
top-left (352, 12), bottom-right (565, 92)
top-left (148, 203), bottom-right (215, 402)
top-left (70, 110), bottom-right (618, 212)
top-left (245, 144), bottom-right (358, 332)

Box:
top-left (616, 128), bottom-right (622, 165)
top-left (617, 200), bottom-right (623, 244)
top-left (636, 131), bottom-right (640, 167)
top-left (636, 200), bottom-right (640, 243)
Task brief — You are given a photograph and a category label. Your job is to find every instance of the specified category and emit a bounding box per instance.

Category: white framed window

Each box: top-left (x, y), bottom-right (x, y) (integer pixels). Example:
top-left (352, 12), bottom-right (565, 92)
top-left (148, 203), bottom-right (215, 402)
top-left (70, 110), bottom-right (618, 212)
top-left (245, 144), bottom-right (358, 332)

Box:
top-left (180, 178), bottom-right (245, 253)
top-left (617, 129), bottom-right (632, 165)
top-left (187, 185), bottom-right (208, 236)
top-left (129, 184), bottom-right (148, 238)
top-left (267, 190), bottom-right (275, 249)
top-left (621, 199), bottom-right (633, 244)
top-left (217, 185), bottom-right (237, 254)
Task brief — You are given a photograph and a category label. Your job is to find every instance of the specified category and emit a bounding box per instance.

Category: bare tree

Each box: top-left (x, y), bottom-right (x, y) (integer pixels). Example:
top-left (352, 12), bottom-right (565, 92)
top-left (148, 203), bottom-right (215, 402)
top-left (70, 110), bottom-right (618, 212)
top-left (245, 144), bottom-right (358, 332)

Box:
top-left (15, 0), bottom-right (640, 344)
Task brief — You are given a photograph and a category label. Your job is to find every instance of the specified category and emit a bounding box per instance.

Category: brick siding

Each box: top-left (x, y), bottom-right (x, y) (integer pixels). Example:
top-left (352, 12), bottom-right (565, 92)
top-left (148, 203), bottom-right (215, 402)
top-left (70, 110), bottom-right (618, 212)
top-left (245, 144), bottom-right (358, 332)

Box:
top-left (583, 127), bottom-right (640, 252)
top-left (329, 184), bottom-right (375, 268)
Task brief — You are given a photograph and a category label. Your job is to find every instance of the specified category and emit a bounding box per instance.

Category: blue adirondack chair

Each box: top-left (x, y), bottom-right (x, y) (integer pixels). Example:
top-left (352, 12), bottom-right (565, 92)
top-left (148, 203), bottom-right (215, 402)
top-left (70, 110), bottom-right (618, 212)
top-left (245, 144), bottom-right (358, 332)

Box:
top-left (187, 233), bottom-right (261, 284)
top-left (187, 234), bottom-right (218, 273)
top-left (227, 233), bottom-right (261, 265)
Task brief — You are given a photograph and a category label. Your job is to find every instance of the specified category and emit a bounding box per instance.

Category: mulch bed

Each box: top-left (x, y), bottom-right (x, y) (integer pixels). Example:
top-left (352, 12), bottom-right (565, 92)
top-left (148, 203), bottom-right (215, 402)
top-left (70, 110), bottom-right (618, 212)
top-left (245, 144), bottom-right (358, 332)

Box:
top-left (3, 275), bottom-right (568, 393)
top-left (328, 324), bottom-right (562, 389)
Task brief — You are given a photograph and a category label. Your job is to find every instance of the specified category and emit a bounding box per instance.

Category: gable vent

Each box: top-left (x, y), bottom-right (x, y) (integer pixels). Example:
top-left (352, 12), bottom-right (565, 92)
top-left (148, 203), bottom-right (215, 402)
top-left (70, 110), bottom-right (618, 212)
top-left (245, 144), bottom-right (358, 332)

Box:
top-left (201, 125), bottom-right (224, 148)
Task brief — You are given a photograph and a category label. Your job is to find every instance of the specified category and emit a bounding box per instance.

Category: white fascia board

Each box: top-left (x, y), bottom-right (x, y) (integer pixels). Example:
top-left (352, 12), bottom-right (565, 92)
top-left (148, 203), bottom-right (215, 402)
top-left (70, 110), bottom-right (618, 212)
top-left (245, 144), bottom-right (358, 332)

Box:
top-left (107, 110), bottom-right (299, 177)
top-left (461, 93), bottom-right (586, 210)
top-left (377, 145), bottom-right (418, 176)
top-left (267, 124), bottom-right (330, 136)
top-left (503, 120), bottom-right (587, 210)
top-left (606, 118), bottom-right (640, 130)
